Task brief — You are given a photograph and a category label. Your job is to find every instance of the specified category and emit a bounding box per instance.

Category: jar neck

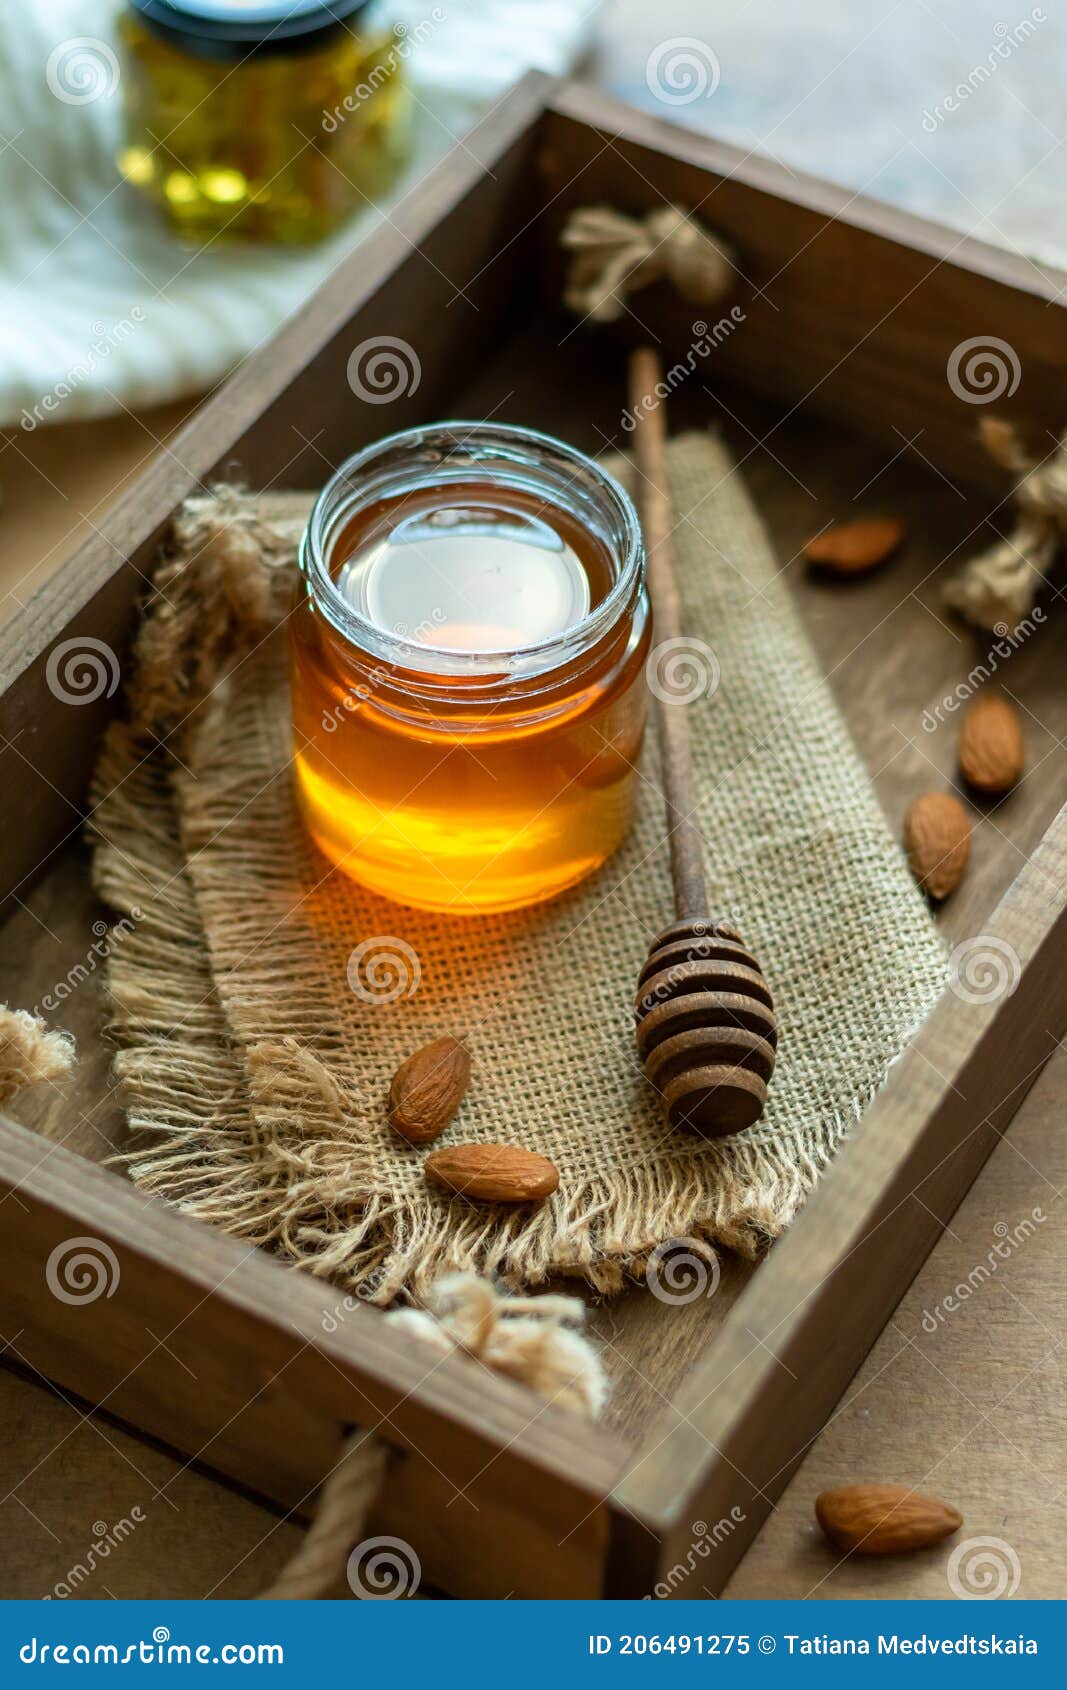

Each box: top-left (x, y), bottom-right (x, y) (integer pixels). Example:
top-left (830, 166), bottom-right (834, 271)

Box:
top-left (301, 579), bottom-right (649, 738)
top-left (299, 422), bottom-right (645, 709)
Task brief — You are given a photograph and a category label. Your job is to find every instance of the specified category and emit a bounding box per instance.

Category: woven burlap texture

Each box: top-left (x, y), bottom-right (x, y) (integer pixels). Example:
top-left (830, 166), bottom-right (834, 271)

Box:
top-left (90, 432), bottom-right (946, 1302)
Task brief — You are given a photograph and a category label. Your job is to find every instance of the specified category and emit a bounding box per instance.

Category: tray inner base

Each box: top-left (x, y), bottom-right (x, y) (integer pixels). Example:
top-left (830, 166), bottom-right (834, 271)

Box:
top-left (3, 323), bottom-right (1064, 1447)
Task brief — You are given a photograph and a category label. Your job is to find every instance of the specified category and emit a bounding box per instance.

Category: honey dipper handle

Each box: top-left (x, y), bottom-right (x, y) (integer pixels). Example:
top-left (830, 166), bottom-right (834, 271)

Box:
top-left (628, 346), bottom-right (708, 921)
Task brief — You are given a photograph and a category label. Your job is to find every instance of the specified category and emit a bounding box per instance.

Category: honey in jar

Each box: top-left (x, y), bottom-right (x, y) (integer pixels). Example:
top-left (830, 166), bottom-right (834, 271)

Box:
top-left (290, 424), bottom-right (650, 913)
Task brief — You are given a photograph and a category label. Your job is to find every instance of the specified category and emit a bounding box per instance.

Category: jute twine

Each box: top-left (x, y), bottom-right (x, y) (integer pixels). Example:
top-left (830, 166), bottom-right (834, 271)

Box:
top-left (561, 204), bottom-right (735, 323)
top-left (944, 418), bottom-right (1067, 631)
top-left (259, 1274), bottom-right (607, 1599)
top-left (0, 1006), bottom-right (74, 1103)
top-left (88, 433), bottom-right (946, 1303)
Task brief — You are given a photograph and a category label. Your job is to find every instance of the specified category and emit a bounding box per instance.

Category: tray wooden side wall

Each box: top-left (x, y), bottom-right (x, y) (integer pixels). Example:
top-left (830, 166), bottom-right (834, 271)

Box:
top-left (540, 84), bottom-right (1067, 489)
top-left (0, 1113), bottom-right (625, 1599)
top-left (1, 78), bottom-right (1066, 1599)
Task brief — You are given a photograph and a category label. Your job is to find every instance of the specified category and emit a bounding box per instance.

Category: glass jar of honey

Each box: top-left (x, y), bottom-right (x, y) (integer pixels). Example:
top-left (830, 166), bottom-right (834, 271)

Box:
top-left (291, 424), bottom-right (650, 914)
top-left (117, 1), bottom-right (413, 243)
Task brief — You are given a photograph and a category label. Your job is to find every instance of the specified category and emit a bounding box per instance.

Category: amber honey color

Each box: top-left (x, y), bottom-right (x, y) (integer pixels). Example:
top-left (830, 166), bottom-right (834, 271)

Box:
top-left (290, 426), bottom-right (649, 913)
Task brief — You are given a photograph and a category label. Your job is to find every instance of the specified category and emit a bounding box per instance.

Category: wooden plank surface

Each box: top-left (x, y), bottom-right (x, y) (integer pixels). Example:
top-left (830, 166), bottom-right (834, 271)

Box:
top-left (724, 1040), bottom-right (1067, 1601)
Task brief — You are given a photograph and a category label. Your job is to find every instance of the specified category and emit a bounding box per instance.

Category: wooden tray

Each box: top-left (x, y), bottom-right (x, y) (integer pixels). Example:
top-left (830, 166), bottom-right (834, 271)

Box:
top-left (2, 76), bottom-right (1065, 1600)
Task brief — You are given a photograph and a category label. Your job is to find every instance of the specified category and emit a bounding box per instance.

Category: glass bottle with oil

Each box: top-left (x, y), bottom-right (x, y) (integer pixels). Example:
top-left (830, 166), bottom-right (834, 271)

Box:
top-left (117, 1), bottom-right (413, 243)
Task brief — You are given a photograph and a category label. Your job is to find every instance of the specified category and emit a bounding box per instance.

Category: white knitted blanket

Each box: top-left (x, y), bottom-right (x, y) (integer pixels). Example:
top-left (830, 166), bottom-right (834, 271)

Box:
top-left (0, 0), bottom-right (599, 428)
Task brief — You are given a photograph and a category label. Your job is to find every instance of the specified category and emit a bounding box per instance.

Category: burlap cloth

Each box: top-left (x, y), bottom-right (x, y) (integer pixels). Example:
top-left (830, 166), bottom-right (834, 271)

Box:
top-left (90, 433), bottom-right (946, 1301)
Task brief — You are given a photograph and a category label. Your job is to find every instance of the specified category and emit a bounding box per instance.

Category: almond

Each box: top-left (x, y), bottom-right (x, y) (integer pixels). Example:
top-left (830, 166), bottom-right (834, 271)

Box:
top-left (815, 1482), bottom-right (962, 1555)
top-left (424, 1142), bottom-right (559, 1204)
top-left (388, 1036), bottom-right (470, 1145)
top-left (805, 517), bottom-right (904, 577)
top-left (904, 791), bottom-right (971, 899)
top-left (958, 693), bottom-right (1025, 794)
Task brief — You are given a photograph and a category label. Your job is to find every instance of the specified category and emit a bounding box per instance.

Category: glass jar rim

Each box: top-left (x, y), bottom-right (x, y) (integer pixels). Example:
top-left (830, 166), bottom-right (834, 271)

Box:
top-left (299, 421), bottom-right (645, 681)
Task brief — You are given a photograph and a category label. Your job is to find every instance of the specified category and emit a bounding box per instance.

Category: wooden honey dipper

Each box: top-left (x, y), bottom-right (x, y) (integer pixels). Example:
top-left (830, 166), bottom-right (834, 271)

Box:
top-left (629, 346), bottom-right (777, 1137)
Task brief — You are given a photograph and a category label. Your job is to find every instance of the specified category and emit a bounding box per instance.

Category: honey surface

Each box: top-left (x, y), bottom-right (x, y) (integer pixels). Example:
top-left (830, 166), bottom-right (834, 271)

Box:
top-left (335, 483), bottom-right (596, 651)
top-left (290, 481), bottom-right (646, 913)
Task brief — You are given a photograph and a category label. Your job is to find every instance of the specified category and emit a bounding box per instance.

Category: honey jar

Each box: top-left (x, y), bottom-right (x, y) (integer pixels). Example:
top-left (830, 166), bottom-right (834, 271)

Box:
top-left (291, 424), bottom-right (650, 913)
top-left (117, 1), bottom-right (412, 243)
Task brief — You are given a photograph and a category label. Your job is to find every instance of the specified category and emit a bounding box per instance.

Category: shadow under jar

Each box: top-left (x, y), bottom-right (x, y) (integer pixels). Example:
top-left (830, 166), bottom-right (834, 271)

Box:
top-left (291, 424), bottom-right (650, 914)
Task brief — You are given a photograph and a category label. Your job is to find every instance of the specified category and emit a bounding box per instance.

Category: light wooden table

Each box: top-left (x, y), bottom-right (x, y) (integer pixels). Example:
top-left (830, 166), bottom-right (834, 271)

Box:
top-left (3, 0), bottom-right (1066, 1594)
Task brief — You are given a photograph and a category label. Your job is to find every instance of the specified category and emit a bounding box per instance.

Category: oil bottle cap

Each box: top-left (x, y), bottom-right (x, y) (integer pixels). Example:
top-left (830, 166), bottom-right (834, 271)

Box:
top-left (130, 1), bottom-right (376, 59)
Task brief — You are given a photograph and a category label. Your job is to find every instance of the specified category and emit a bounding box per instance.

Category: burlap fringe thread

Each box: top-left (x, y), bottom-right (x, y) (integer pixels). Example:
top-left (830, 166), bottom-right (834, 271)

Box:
top-left (260, 1274), bottom-right (607, 1599)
